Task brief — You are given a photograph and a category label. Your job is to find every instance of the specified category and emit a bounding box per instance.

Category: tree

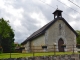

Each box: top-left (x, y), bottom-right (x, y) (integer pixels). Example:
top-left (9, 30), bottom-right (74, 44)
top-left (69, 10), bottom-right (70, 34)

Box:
top-left (76, 30), bottom-right (80, 44)
top-left (0, 18), bottom-right (15, 53)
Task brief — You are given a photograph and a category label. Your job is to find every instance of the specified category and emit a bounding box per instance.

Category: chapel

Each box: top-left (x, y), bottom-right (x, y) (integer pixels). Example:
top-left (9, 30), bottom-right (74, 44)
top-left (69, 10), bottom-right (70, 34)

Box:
top-left (21, 9), bottom-right (78, 52)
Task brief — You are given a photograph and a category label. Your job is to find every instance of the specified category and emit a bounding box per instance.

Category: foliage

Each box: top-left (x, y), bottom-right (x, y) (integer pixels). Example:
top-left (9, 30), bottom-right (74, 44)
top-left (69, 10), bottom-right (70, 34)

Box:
top-left (61, 44), bottom-right (66, 48)
top-left (14, 43), bottom-right (21, 47)
top-left (76, 30), bottom-right (80, 44)
top-left (0, 18), bottom-right (15, 53)
top-left (0, 47), bottom-right (3, 53)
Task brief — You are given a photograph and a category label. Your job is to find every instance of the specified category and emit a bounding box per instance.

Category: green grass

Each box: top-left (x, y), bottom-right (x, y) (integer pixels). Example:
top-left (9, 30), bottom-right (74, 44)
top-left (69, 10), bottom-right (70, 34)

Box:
top-left (0, 53), bottom-right (32, 59)
top-left (0, 52), bottom-right (78, 59)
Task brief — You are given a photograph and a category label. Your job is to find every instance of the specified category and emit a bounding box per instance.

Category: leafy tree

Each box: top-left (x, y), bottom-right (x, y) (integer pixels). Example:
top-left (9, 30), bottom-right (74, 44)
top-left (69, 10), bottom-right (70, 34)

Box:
top-left (76, 30), bottom-right (80, 44)
top-left (0, 18), bottom-right (15, 53)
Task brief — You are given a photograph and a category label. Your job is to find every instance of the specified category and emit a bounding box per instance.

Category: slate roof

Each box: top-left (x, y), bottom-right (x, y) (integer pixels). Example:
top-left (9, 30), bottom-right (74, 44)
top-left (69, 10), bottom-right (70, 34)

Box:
top-left (21, 17), bottom-right (78, 45)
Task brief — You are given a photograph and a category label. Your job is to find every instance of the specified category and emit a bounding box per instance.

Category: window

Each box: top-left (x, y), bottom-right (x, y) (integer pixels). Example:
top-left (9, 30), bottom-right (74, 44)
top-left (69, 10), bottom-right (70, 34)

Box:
top-left (59, 24), bottom-right (62, 30)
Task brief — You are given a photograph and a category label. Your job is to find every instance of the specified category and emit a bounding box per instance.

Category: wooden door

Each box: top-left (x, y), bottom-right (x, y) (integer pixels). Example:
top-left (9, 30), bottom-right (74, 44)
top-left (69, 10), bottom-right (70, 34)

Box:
top-left (58, 38), bottom-right (64, 52)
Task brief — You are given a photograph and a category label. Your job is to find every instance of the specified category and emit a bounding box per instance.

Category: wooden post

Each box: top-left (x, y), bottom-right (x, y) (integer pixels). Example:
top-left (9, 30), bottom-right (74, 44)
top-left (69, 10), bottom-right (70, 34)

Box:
top-left (73, 44), bottom-right (74, 54)
top-left (54, 45), bottom-right (56, 56)
top-left (54, 43), bottom-right (56, 56)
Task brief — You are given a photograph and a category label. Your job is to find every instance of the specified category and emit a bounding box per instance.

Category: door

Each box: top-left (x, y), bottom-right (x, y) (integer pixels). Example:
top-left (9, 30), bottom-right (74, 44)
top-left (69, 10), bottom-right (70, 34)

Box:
top-left (58, 38), bottom-right (64, 52)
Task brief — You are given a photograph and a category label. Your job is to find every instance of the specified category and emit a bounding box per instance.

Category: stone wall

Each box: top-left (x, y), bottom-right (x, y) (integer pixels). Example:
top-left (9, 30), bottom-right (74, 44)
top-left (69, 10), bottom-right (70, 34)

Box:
top-left (46, 19), bottom-right (76, 52)
top-left (31, 35), bottom-right (45, 52)
top-left (23, 35), bottom-right (45, 53)
top-left (1, 54), bottom-right (80, 60)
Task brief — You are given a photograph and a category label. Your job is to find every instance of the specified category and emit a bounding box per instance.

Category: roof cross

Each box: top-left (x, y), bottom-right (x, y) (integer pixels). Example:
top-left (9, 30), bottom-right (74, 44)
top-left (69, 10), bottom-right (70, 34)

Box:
top-left (57, 5), bottom-right (58, 10)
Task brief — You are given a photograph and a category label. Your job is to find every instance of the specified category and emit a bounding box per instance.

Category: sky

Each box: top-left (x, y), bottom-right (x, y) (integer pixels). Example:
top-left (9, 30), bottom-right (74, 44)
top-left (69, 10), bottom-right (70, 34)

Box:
top-left (0, 0), bottom-right (80, 43)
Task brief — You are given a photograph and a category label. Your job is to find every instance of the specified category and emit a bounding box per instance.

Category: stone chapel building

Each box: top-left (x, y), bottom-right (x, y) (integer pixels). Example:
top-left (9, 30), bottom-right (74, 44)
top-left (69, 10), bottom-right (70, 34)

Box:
top-left (21, 9), bottom-right (78, 53)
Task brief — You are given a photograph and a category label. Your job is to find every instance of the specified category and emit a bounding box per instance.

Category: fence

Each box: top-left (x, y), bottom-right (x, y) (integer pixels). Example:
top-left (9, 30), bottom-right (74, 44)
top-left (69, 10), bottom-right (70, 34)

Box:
top-left (0, 44), bottom-right (79, 59)
top-left (22, 44), bottom-right (77, 53)
top-left (1, 54), bottom-right (80, 60)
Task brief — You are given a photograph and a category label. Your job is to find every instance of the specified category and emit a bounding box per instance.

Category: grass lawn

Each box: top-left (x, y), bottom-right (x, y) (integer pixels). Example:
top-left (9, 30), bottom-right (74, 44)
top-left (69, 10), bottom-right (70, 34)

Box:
top-left (0, 52), bottom-right (78, 59)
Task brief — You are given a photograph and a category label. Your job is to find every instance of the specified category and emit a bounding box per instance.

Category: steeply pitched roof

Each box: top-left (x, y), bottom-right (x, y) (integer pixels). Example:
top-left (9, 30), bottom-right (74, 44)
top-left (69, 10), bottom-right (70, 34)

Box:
top-left (21, 17), bottom-right (78, 45)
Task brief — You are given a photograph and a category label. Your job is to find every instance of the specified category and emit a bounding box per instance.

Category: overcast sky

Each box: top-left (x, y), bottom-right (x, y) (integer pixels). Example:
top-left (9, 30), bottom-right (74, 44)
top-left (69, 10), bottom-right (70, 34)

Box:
top-left (0, 0), bottom-right (80, 43)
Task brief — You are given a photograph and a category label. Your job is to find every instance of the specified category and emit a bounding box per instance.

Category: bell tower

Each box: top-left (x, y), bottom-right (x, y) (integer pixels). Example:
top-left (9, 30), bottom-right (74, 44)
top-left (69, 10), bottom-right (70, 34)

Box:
top-left (52, 9), bottom-right (63, 19)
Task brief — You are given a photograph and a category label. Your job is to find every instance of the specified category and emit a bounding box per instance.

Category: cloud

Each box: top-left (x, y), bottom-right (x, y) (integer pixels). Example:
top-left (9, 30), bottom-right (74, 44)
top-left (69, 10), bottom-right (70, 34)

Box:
top-left (0, 0), bottom-right (80, 43)
top-left (0, 0), bottom-right (24, 43)
top-left (29, 11), bottom-right (48, 27)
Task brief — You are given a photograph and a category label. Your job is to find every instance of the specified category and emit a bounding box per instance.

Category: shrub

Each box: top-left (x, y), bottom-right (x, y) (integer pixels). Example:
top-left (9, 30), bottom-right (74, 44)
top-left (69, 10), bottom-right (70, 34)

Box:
top-left (0, 47), bottom-right (3, 53)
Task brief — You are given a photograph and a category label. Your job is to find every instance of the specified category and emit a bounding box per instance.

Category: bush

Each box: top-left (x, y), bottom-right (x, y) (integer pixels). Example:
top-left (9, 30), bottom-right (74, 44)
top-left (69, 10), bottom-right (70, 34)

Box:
top-left (0, 47), bottom-right (3, 53)
top-left (76, 44), bottom-right (80, 48)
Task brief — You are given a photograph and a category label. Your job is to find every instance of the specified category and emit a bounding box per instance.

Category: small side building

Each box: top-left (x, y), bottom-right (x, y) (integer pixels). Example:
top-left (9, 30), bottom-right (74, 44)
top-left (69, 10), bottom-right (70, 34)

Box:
top-left (21, 9), bottom-right (78, 53)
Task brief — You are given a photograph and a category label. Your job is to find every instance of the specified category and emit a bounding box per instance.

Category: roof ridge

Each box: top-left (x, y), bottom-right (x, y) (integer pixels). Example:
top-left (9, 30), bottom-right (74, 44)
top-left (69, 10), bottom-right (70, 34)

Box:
top-left (21, 17), bottom-right (78, 45)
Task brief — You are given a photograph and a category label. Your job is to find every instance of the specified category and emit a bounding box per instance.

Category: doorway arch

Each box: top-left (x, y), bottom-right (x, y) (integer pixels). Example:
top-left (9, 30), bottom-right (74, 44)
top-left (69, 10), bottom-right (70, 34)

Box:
top-left (58, 38), bottom-right (64, 52)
